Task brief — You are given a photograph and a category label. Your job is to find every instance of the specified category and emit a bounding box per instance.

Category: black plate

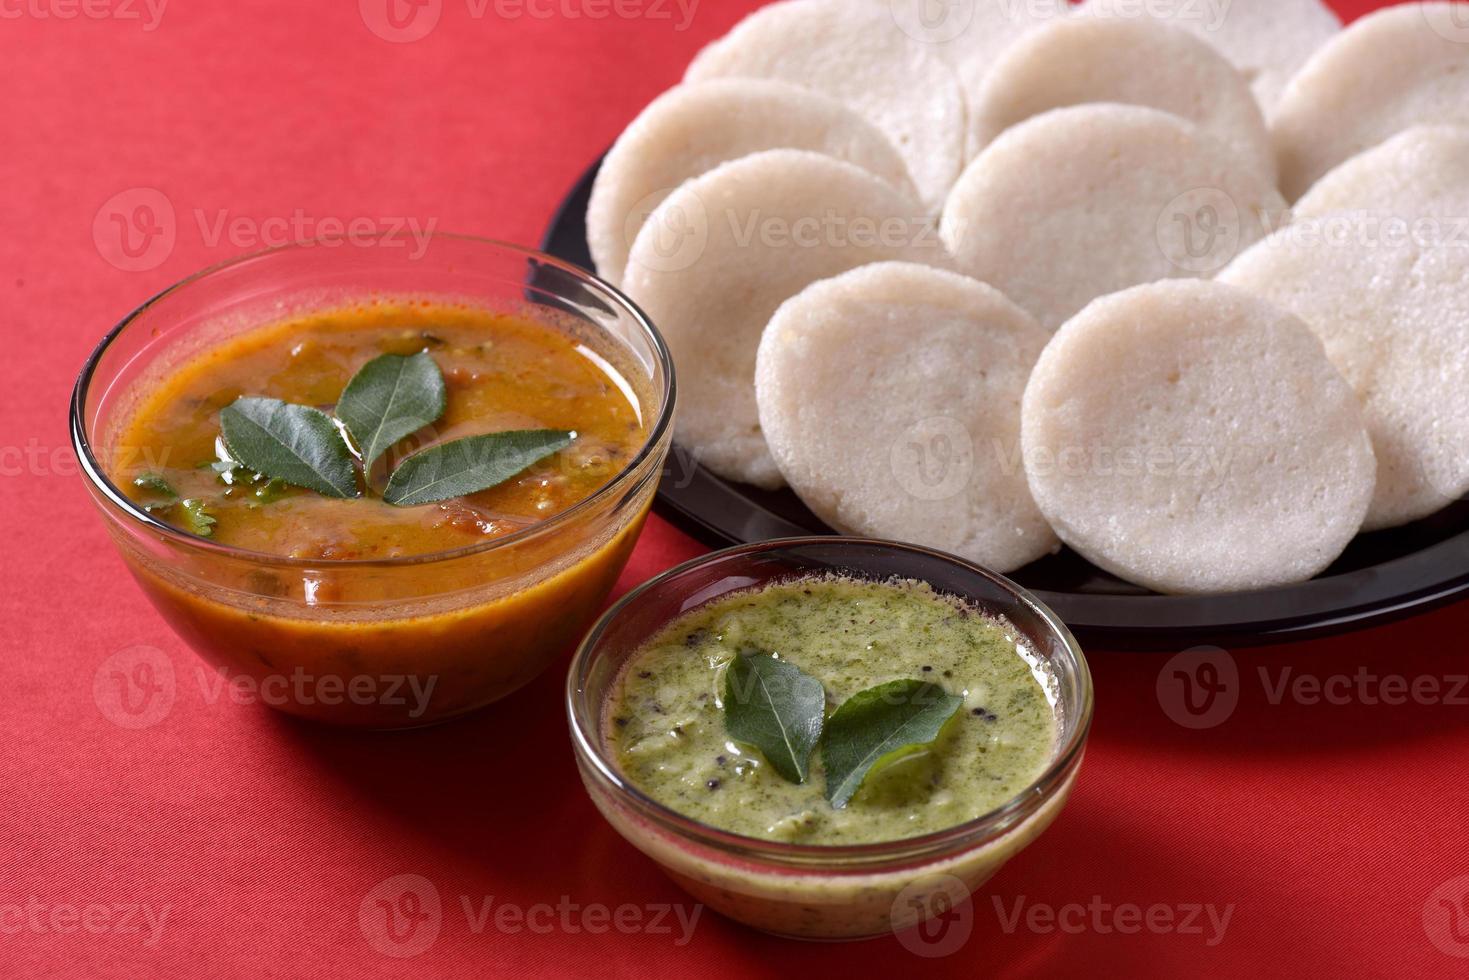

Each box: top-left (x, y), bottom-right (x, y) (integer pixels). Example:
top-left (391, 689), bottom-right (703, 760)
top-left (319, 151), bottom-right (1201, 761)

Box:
top-left (540, 154), bottom-right (1469, 648)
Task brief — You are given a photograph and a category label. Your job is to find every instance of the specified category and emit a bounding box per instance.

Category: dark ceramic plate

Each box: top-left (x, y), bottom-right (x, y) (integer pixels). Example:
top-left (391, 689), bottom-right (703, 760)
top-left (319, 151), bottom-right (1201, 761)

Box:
top-left (540, 155), bottom-right (1469, 649)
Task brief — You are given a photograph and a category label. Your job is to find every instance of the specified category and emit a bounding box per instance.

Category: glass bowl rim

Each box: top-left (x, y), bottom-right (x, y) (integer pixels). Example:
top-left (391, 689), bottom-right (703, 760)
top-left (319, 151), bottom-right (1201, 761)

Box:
top-left (566, 536), bottom-right (1095, 866)
top-left (68, 232), bottom-right (676, 569)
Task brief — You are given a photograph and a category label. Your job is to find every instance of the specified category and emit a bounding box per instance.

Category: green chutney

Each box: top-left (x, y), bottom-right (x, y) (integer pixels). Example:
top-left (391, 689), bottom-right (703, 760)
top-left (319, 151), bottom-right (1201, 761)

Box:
top-left (606, 575), bottom-right (1058, 844)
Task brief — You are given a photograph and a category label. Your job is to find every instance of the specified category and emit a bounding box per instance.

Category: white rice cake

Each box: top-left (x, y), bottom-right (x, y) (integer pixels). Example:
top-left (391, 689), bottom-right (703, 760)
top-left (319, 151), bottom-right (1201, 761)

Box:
top-left (1293, 124), bottom-right (1469, 220)
top-left (967, 15), bottom-right (1276, 184)
top-left (1271, 3), bottom-right (1469, 200)
top-left (621, 149), bottom-right (942, 489)
top-left (585, 79), bottom-right (913, 285)
top-left (1021, 279), bottom-right (1376, 595)
top-left (878, 0), bottom-right (1067, 69)
top-left (684, 0), bottom-right (965, 210)
top-left (1220, 211), bottom-right (1469, 529)
top-left (755, 262), bottom-right (1058, 572)
top-left (1085, 0), bottom-right (1340, 114)
top-left (886, 0), bottom-right (1073, 160)
top-left (941, 104), bottom-right (1286, 330)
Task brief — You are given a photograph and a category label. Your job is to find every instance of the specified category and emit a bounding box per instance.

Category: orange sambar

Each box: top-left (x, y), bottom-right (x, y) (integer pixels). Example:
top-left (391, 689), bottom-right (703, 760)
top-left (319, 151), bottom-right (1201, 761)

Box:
top-left (101, 300), bottom-right (661, 727)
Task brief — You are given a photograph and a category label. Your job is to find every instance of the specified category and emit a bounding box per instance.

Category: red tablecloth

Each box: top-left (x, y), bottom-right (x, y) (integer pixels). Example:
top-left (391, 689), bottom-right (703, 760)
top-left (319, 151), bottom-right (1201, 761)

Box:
top-left (4, 1), bottom-right (1467, 976)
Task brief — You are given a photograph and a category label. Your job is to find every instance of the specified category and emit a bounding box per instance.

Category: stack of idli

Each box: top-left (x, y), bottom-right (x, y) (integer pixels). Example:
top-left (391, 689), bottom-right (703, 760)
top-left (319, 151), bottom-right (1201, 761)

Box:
top-left (683, 0), bottom-right (966, 210)
top-left (1083, 0), bottom-right (1341, 113)
top-left (587, 0), bottom-right (1469, 593)
top-left (1272, 3), bottom-right (1469, 199)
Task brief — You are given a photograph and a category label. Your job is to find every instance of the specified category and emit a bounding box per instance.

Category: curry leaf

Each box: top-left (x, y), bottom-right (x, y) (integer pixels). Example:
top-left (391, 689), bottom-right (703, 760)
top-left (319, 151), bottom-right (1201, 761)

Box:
top-left (133, 472), bottom-right (176, 497)
top-left (382, 429), bottom-right (572, 506)
top-left (336, 352), bottom-right (447, 468)
top-left (247, 478), bottom-right (288, 507)
top-left (132, 473), bottom-right (178, 513)
top-left (179, 498), bottom-right (217, 537)
top-left (723, 652), bottom-right (826, 784)
top-left (218, 397), bottom-right (359, 499)
top-left (822, 680), bottom-right (963, 808)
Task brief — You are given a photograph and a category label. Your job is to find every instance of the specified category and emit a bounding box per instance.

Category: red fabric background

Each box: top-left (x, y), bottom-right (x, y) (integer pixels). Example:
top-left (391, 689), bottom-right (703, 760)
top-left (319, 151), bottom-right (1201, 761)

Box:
top-left (3, 0), bottom-right (1467, 975)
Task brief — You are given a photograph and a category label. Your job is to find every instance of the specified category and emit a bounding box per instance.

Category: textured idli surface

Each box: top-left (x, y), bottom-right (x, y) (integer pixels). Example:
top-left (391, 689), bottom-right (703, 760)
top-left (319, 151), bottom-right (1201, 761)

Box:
top-left (941, 104), bottom-right (1286, 330)
top-left (1272, 3), bottom-right (1469, 200)
top-left (1220, 215), bottom-right (1469, 529)
top-left (885, 0), bottom-right (1071, 159)
top-left (1086, 0), bottom-right (1340, 114)
top-left (622, 150), bottom-right (941, 489)
top-left (585, 79), bottom-right (913, 285)
top-left (684, 0), bottom-right (965, 210)
top-left (1293, 125), bottom-right (1469, 221)
top-left (876, 0), bottom-right (1067, 70)
top-left (1021, 280), bottom-right (1376, 595)
top-left (967, 16), bottom-right (1275, 184)
top-left (755, 262), bottom-right (1058, 572)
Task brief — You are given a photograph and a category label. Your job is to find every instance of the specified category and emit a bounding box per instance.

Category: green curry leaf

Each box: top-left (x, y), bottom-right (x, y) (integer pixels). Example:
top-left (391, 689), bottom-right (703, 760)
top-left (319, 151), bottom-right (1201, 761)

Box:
top-left (247, 478), bottom-right (288, 507)
top-left (179, 498), bottom-right (217, 537)
top-left (132, 473), bottom-right (178, 513)
top-left (336, 352), bottom-right (447, 468)
top-left (382, 429), bottom-right (572, 506)
top-left (218, 397), bottom-right (359, 499)
top-left (723, 652), bottom-right (826, 784)
top-left (133, 472), bottom-right (176, 497)
top-left (822, 680), bottom-right (963, 808)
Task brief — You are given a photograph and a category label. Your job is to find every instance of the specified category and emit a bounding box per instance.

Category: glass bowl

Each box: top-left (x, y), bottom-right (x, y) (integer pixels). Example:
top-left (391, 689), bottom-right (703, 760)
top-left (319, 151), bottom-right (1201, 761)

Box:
top-left (71, 235), bottom-right (674, 728)
top-left (567, 537), bottom-right (1093, 940)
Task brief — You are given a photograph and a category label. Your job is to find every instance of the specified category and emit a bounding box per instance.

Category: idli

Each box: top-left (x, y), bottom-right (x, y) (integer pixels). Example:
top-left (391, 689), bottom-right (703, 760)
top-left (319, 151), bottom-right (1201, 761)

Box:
top-left (585, 79), bottom-right (913, 285)
top-left (966, 16), bottom-right (1275, 184)
top-left (755, 262), bottom-right (1058, 572)
top-left (881, 0), bottom-right (1071, 160)
top-left (1021, 280), bottom-right (1376, 595)
top-left (1220, 213), bottom-right (1469, 529)
top-left (941, 104), bottom-right (1286, 330)
top-left (622, 150), bottom-right (942, 489)
top-left (1086, 0), bottom-right (1340, 113)
top-left (1272, 3), bottom-right (1469, 201)
top-left (876, 0), bottom-right (1067, 69)
top-left (1293, 125), bottom-right (1469, 221)
top-left (684, 0), bottom-right (965, 210)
